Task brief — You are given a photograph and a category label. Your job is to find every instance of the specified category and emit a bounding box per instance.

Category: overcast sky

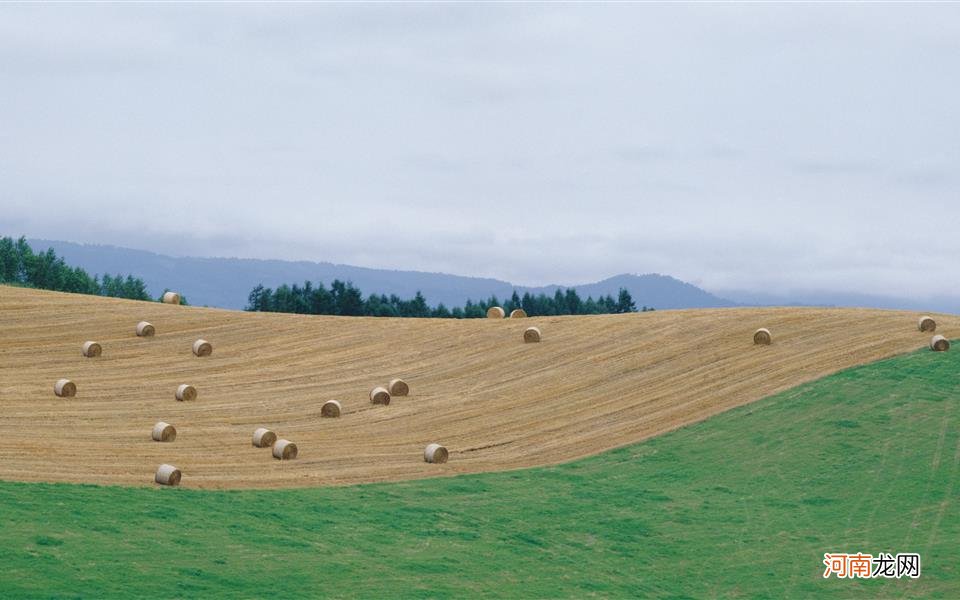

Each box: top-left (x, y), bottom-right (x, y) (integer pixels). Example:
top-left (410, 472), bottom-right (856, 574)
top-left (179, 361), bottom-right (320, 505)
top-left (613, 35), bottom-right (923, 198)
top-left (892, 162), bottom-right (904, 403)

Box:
top-left (1, 4), bottom-right (958, 297)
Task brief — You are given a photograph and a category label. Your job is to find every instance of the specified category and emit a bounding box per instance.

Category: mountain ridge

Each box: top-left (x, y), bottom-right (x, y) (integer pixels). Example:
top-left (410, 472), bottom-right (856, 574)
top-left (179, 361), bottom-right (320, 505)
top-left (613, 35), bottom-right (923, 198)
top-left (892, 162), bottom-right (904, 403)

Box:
top-left (22, 238), bottom-right (960, 314)
top-left (25, 239), bottom-right (737, 310)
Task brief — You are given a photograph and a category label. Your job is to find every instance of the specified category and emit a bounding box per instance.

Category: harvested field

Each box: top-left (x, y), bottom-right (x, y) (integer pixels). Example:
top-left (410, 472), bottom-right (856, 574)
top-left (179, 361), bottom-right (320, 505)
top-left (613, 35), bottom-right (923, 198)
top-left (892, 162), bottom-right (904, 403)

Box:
top-left (0, 285), bottom-right (955, 489)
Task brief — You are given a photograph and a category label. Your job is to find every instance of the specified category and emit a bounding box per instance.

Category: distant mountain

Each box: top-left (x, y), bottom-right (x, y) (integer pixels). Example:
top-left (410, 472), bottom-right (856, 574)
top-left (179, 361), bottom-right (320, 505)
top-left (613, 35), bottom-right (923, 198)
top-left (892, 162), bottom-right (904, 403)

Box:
top-left (717, 289), bottom-right (960, 316)
top-left (529, 274), bottom-right (737, 311)
top-left (27, 239), bottom-right (738, 311)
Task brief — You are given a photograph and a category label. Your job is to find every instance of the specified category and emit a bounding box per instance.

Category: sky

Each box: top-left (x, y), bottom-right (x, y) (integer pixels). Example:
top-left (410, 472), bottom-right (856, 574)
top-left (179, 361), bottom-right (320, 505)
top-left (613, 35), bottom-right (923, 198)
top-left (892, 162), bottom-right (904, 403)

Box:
top-left (1, 4), bottom-right (958, 298)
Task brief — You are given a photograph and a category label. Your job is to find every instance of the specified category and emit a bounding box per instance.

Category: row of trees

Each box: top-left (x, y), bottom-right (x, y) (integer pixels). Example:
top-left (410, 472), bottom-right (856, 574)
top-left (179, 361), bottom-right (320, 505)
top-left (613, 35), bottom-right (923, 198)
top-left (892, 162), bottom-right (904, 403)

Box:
top-left (0, 236), bottom-right (154, 301)
top-left (246, 281), bottom-right (652, 318)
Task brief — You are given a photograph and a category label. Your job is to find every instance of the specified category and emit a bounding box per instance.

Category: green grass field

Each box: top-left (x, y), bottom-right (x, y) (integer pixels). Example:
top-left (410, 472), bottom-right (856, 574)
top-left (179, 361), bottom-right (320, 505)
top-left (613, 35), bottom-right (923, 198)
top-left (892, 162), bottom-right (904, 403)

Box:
top-left (2, 346), bottom-right (958, 598)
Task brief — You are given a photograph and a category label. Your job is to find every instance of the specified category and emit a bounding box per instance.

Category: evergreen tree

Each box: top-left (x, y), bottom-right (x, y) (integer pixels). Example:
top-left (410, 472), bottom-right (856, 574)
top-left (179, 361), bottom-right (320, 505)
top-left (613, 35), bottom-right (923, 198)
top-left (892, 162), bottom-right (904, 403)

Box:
top-left (410, 291), bottom-right (430, 317)
top-left (551, 290), bottom-right (564, 315)
top-left (246, 284), bottom-right (267, 311)
top-left (520, 292), bottom-right (534, 315)
top-left (583, 296), bottom-right (598, 314)
top-left (564, 288), bottom-right (582, 315)
top-left (505, 290), bottom-right (521, 313)
top-left (616, 288), bottom-right (636, 313)
top-left (0, 236), bottom-right (16, 282)
top-left (310, 283), bottom-right (335, 315)
top-left (0, 236), bottom-right (150, 301)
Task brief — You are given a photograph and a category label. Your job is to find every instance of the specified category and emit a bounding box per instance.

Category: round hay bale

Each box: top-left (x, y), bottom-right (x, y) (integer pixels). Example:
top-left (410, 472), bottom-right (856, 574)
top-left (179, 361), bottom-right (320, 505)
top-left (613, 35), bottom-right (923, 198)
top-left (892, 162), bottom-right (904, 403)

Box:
top-left (273, 439), bottom-right (298, 460)
top-left (930, 335), bottom-right (950, 352)
top-left (370, 386), bottom-right (391, 405)
top-left (162, 291), bottom-right (181, 305)
top-left (919, 316), bottom-right (937, 333)
top-left (486, 306), bottom-right (505, 319)
top-left (753, 328), bottom-right (772, 345)
top-left (388, 378), bottom-right (409, 396)
top-left (175, 384), bottom-right (197, 402)
top-left (509, 308), bottom-right (527, 318)
top-left (151, 421), bottom-right (177, 442)
top-left (54, 378), bottom-right (76, 398)
top-left (424, 443), bottom-right (449, 464)
top-left (192, 339), bottom-right (212, 357)
top-left (155, 464), bottom-right (181, 486)
top-left (321, 400), bottom-right (342, 418)
top-left (252, 427), bottom-right (277, 448)
top-left (523, 326), bottom-right (542, 343)
top-left (136, 321), bottom-right (155, 337)
top-left (81, 341), bottom-right (102, 358)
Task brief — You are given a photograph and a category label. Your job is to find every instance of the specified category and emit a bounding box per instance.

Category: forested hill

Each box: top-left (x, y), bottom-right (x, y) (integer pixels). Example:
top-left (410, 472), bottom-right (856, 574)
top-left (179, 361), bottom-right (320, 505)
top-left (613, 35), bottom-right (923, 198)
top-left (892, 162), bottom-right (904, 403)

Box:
top-left (0, 237), bottom-right (152, 301)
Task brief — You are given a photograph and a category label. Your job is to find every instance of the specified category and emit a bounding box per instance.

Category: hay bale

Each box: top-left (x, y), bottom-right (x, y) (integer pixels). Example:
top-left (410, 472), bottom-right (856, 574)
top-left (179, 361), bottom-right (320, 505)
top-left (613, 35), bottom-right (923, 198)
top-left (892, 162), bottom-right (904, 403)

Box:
top-left (81, 341), bottom-right (102, 358)
top-left (252, 427), bottom-right (277, 448)
top-left (54, 378), bottom-right (76, 397)
top-left (509, 308), bottom-right (527, 318)
top-left (321, 400), bottom-right (342, 418)
top-left (273, 439), bottom-right (298, 460)
top-left (930, 335), bottom-right (950, 352)
top-left (192, 339), bottom-right (212, 357)
top-left (753, 328), bottom-right (772, 345)
top-left (370, 386), bottom-right (391, 405)
top-left (175, 384), bottom-right (197, 402)
top-left (487, 306), bottom-right (505, 319)
top-left (136, 321), bottom-right (155, 337)
top-left (388, 378), bottom-right (409, 396)
top-left (919, 316), bottom-right (937, 333)
top-left (424, 443), bottom-right (449, 464)
top-left (162, 291), bottom-right (181, 305)
top-left (523, 326), bottom-right (542, 343)
top-left (155, 464), bottom-right (181, 486)
top-left (151, 421), bottom-right (177, 442)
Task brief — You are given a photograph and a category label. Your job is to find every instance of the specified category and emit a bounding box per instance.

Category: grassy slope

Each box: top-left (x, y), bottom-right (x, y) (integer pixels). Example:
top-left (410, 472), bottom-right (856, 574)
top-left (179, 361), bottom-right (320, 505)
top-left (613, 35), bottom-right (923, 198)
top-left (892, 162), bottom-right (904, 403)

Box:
top-left (1, 347), bottom-right (957, 599)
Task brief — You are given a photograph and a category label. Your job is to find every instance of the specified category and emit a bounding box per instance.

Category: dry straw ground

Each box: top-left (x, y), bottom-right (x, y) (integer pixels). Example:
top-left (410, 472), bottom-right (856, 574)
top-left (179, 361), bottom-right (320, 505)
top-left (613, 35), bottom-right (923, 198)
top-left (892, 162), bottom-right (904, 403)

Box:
top-left (0, 285), bottom-right (955, 489)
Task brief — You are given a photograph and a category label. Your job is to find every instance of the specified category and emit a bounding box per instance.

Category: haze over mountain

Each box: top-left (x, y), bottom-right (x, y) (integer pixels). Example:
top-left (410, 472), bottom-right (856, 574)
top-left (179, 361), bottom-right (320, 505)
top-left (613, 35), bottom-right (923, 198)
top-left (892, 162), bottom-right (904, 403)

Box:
top-left (29, 239), bottom-right (734, 310)
top-left (716, 289), bottom-right (960, 316)
top-left (24, 239), bottom-right (960, 315)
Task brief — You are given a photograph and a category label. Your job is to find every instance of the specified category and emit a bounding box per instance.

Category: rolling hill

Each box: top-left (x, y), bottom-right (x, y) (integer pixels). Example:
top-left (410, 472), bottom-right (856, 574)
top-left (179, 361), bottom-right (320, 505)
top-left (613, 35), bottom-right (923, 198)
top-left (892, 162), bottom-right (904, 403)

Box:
top-left (0, 285), bottom-right (954, 489)
top-left (2, 334), bottom-right (958, 597)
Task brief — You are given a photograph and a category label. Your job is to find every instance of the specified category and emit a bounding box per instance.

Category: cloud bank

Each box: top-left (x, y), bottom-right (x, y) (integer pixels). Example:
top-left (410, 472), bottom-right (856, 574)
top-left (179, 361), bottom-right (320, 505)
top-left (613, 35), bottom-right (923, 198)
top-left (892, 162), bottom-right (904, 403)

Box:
top-left (1, 4), bottom-right (958, 298)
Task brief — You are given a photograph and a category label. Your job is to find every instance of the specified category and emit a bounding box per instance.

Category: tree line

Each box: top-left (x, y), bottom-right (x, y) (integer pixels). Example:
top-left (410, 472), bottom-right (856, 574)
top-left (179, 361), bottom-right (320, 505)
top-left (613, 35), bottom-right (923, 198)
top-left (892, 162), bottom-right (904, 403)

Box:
top-left (246, 280), bottom-right (652, 318)
top-left (0, 236), bottom-right (157, 301)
